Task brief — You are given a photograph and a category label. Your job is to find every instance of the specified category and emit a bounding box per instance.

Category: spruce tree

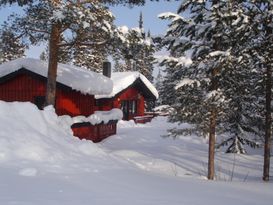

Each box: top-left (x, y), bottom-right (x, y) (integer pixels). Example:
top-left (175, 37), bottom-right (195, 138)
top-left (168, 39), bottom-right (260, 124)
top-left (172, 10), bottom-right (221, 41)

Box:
top-left (243, 0), bottom-right (273, 182)
top-left (159, 0), bottom-right (249, 179)
top-left (113, 13), bottom-right (155, 82)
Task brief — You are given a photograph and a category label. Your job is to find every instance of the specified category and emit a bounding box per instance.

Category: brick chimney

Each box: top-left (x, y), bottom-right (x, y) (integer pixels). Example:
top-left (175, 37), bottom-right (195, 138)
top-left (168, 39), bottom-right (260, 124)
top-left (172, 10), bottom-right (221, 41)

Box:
top-left (103, 61), bottom-right (111, 78)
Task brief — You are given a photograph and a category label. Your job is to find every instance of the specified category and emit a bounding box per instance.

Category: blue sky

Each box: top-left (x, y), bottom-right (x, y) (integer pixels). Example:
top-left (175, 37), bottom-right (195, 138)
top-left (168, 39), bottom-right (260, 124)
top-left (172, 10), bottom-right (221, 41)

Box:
top-left (0, 1), bottom-right (181, 58)
top-left (111, 1), bottom-right (180, 34)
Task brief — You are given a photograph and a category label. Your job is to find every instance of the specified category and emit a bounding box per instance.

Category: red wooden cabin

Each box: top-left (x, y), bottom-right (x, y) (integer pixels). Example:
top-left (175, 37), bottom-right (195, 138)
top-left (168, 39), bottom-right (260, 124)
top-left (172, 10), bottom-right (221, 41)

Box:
top-left (95, 71), bottom-right (159, 123)
top-left (0, 58), bottom-right (119, 142)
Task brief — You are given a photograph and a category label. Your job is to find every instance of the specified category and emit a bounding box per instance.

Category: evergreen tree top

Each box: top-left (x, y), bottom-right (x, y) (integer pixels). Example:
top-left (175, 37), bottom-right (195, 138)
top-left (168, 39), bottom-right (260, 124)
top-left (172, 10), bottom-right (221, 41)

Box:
top-left (139, 11), bottom-right (143, 30)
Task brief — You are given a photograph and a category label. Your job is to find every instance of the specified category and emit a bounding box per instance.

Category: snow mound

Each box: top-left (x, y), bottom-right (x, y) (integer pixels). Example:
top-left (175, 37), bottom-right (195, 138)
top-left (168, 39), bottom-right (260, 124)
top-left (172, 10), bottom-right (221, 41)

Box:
top-left (0, 101), bottom-right (107, 170)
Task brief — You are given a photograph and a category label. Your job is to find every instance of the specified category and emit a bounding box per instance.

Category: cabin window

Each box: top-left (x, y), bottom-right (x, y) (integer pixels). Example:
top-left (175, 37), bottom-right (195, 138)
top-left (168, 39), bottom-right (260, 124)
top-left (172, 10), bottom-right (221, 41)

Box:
top-left (34, 96), bottom-right (45, 110)
top-left (129, 100), bottom-right (137, 114)
top-left (121, 101), bottom-right (128, 114)
top-left (95, 99), bottom-right (100, 106)
top-left (121, 100), bottom-right (137, 120)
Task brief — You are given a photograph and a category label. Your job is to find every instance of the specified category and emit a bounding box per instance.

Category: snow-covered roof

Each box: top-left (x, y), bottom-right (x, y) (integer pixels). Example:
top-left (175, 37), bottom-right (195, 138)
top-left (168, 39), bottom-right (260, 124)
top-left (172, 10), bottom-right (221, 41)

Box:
top-left (0, 58), bottom-right (113, 95)
top-left (95, 71), bottom-right (158, 100)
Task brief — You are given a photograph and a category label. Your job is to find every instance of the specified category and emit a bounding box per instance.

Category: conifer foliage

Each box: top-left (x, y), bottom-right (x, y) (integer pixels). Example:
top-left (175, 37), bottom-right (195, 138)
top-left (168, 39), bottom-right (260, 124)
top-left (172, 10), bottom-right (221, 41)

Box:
top-left (246, 0), bottom-right (273, 182)
top-left (0, 29), bottom-right (26, 64)
top-left (160, 0), bottom-right (273, 181)
top-left (159, 0), bottom-right (257, 179)
top-left (114, 13), bottom-right (155, 82)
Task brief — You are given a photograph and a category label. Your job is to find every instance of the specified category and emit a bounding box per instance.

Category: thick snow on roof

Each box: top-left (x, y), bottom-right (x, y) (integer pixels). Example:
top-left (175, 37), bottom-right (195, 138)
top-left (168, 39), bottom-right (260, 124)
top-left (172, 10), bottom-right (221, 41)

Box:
top-left (0, 58), bottom-right (113, 95)
top-left (95, 71), bottom-right (159, 99)
top-left (71, 108), bottom-right (123, 125)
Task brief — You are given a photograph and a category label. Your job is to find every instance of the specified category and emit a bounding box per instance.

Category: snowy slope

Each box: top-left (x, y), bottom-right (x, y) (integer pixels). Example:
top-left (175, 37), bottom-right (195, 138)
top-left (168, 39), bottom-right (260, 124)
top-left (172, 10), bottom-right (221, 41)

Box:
top-left (0, 58), bottom-right (113, 95)
top-left (105, 118), bottom-right (272, 181)
top-left (0, 101), bottom-right (272, 205)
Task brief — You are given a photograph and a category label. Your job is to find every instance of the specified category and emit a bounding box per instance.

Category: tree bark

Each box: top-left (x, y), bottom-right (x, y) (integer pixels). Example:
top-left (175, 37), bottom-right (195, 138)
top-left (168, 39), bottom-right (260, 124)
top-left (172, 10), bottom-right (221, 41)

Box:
top-left (45, 23), bottom-right (61, 106)
top-left (263, 64), bottom-right (272, 181)
top-left (207, 0), bottom-right (219, 180)
top-left (263, 4), bottom-right (272, 181)
top-left (207, 68), bottom-right (218, 180)
top-left (208, 109), bottom-right (216, 180)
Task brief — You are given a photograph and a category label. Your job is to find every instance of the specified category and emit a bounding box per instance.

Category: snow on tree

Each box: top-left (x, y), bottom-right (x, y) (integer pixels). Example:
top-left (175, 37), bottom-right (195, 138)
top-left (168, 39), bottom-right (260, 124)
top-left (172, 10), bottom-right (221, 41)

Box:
top-left (113, 13), bottom-right (155, 82)
top-left (159, 0), bottom-right (254, 180)
top-left (40, 20), bottom-right (112, 73)
top-left (154, 68), bottom-right (164, 106)
top-left (241, 0), bottom-right (273, 182)
top-left (0, 29), bottom-right (26, 64)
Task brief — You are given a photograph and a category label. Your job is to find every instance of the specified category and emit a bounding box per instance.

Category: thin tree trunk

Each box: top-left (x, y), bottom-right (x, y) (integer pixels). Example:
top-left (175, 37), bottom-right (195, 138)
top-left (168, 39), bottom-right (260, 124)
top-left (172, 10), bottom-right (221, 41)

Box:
top-left (207, 0), bottom-right (219, 180)
top-left (45, 23), bottom-right (61, 106)
top-left (263, 5), bottom-right (272, 181)
top-left (263, 64), bottom-right (272, 181)
top-left (208, 109), bottom-right (216, 180)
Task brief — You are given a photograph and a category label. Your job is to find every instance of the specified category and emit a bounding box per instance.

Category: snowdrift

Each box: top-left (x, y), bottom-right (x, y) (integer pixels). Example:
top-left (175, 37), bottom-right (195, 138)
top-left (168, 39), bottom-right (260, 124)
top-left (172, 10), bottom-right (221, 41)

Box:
top-left (0, 101), bottom-right (272, 205)
top-left (0, 101), bottom-right (107, 171)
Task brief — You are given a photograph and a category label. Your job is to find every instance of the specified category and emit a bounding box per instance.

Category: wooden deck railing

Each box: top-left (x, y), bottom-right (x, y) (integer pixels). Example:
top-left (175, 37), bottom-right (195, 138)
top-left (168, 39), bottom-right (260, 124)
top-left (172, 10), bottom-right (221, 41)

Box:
top-left (71, 120), bottom-right (117, 143)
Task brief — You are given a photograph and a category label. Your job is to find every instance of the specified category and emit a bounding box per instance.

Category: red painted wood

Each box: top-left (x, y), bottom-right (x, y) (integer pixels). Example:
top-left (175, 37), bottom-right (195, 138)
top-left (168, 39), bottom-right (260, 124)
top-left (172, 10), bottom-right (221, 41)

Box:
top-left (98, 87), bottom-right (145, 120)
top-left (0, 72), bottom-right (95, 117)
top-left (71, 122), bottom-right (117, 143)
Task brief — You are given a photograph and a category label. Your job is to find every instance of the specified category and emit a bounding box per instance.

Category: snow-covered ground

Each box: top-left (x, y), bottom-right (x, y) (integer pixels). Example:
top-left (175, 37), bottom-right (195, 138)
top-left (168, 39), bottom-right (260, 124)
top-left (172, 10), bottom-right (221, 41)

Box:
top-left (0, 101), bottom-right (272, 205)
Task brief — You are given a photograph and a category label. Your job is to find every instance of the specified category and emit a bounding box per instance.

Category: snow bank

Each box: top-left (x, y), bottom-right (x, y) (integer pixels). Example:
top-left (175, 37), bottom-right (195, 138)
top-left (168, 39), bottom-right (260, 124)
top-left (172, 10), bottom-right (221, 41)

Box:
top-left (0, 101), bottom-right (107, 167)
top-left (0, 102), bottom-right (272, 205)
top-left (95, 71), bottom-right (159, 99)
top-left (0, 58), bottom-right (113, 95)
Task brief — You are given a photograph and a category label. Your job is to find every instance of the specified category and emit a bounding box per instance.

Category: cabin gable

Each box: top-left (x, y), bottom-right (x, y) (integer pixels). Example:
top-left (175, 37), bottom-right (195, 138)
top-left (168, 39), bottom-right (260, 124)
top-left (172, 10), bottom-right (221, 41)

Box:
top-left (0, 68), bottom-right (95, 117)
top-left (96, 79), bottom-right (154, 120)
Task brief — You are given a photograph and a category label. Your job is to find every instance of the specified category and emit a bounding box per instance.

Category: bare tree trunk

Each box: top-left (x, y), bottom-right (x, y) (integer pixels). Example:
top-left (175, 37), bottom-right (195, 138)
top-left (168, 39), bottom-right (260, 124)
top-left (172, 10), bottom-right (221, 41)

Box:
top-left (263, 64), bottom-right (272, 181)
top-left (208, 109), bottom-right (216, 180)
top-left (45, 23), bottom-right (61, 106)
top-left (207, 0), bottom-right (219, 180)
top-left (263, 5), bottom-right (272, 181)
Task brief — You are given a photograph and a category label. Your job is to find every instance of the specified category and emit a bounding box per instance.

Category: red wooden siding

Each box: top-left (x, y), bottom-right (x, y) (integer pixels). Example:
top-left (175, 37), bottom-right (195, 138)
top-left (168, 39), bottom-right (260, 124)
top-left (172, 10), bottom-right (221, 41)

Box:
top-left (97, 87), bottom-right (145, 120)
top-left (71, 121), bottom-right (117, 143)
top-left (0, 72), bottom-right (95, 117)
top-left (0, 72), bottom-right (45, 102)
top-left (56, 89), bottom-right (95, 117)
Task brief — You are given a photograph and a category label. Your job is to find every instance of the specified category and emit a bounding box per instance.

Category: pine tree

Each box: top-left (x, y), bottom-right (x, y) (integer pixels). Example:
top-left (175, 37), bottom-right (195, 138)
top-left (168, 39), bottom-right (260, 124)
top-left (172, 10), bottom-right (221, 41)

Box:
top-left (113, 13), bottom-right (155, 82)
top-left (243, 0), bottom-right (273, 182)
top-left (159, 0), bottom-right (251, 179)
top-left (217, 62), bottom-right (261, 154)
top-left (0, 29), bottom-right (26, 64)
